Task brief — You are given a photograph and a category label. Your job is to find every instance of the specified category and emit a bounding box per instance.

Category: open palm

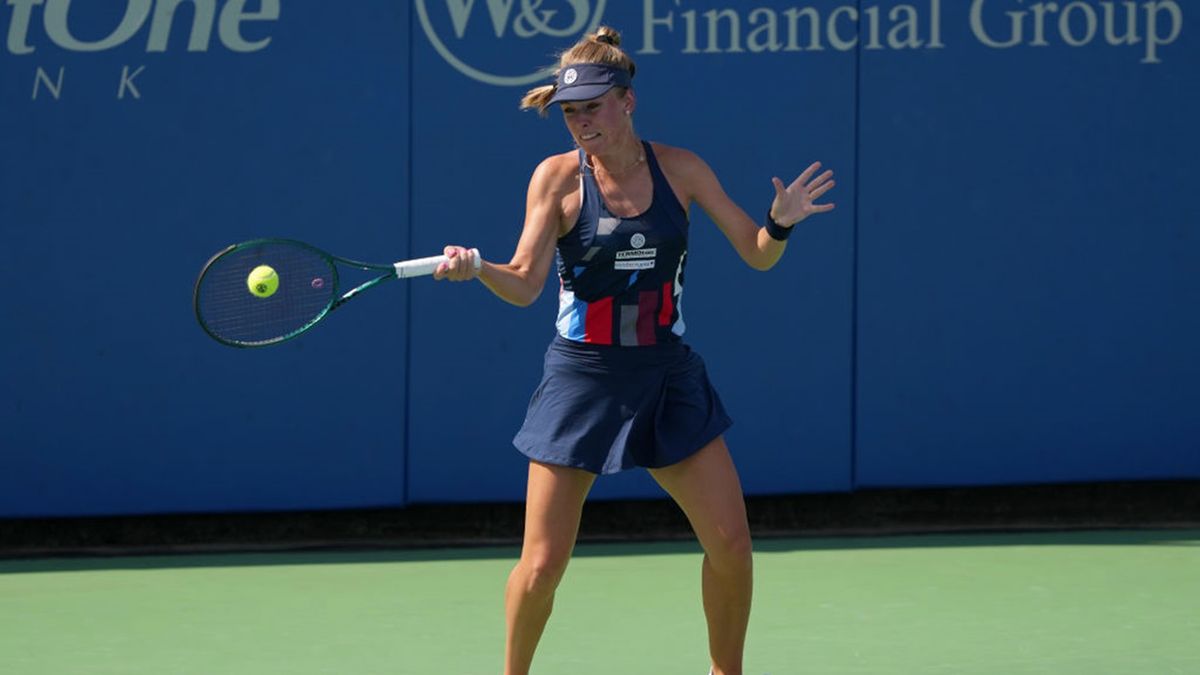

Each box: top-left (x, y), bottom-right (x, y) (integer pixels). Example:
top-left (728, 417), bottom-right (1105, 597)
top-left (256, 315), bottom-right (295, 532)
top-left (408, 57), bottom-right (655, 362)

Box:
top-left (770, 161), bottom-right (836, 227)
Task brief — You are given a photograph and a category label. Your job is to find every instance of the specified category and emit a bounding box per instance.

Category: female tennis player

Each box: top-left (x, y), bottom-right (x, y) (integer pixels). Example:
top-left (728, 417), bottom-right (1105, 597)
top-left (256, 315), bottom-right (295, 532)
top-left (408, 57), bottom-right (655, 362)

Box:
top-left (434, 26), bottom-right (835, 675)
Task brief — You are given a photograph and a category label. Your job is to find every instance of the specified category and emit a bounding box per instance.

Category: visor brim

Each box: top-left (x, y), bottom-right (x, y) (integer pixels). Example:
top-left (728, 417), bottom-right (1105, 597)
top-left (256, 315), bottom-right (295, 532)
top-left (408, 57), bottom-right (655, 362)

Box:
top-left (547, 83), bottom-right (617, 105)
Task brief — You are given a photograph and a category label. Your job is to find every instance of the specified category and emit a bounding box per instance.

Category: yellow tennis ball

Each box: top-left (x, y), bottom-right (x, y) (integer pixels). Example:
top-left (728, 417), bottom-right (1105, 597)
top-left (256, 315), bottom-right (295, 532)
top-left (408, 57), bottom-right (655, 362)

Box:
top-left (247, 265), bottom-right (279, 298)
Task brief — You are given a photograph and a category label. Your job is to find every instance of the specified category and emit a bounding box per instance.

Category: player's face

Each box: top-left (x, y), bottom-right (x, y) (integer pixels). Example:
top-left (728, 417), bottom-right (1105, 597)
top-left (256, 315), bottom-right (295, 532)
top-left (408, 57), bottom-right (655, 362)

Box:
top-left (560, 90), bottom-right (632, 152)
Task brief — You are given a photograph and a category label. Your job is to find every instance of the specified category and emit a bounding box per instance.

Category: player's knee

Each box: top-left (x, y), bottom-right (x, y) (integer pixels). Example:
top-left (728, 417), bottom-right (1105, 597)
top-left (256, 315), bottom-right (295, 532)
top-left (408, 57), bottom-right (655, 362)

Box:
top-left (518, 554), bottom-right (571, 595)
top-left (707, 528), bottom-right (753, 575)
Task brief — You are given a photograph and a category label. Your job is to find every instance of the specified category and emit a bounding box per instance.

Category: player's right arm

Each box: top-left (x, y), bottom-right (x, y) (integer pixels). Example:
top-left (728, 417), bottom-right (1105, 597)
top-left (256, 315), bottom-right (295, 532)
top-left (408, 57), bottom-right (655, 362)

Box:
top-left (438, 154), bottom-right (575, 307)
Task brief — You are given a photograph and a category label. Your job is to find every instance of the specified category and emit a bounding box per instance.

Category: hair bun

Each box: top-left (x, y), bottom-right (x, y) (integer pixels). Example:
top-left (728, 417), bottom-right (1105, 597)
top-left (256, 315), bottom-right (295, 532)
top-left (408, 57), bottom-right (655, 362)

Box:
top-left (594, 27), bottom-right (621, 47)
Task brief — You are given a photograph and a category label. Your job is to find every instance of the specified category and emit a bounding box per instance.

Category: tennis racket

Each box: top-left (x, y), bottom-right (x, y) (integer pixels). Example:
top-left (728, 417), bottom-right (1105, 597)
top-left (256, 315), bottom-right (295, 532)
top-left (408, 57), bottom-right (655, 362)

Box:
top-left (193, 238), bottom-right (480, 348)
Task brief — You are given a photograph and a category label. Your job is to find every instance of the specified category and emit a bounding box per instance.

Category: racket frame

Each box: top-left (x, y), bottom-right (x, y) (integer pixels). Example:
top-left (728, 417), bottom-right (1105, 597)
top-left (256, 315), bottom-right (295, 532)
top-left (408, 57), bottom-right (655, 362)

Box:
top-left (193, 238), bottom-right (478, 348)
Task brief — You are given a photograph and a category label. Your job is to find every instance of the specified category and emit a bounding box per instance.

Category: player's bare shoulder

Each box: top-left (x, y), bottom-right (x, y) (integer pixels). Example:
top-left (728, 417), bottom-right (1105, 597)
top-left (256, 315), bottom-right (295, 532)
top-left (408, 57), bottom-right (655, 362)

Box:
top-left (649, 142), bottom-right (711, 208)
top-left (527, 151), bottom-right (583, 234)
top-left (651, 143), bottom-right (708, 178)
top-left (530, 151), bottom-right (582, 197)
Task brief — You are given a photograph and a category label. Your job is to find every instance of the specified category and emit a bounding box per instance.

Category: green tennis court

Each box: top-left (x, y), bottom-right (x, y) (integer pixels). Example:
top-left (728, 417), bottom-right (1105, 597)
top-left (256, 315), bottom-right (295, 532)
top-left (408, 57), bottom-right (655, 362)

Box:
top-left (2, 529), bottom-right (1197, 674)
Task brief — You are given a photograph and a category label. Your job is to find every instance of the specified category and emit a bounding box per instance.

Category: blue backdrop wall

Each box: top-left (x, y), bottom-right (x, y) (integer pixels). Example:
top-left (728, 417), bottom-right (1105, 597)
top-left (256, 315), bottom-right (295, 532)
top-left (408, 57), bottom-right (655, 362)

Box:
top-left (2, 0), bottom-right (1196, 517)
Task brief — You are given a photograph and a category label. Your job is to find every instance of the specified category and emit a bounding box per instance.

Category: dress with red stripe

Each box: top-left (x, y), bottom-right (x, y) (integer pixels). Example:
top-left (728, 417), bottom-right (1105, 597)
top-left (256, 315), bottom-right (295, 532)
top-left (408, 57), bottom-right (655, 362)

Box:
top-left (555, 141), bottom-right (688, 346)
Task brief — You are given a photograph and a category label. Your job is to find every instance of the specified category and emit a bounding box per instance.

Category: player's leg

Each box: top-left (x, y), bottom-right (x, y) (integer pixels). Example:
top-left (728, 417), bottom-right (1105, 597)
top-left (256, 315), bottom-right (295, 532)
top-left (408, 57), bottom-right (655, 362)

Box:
top-left (505, 460), bottom-right (596, 675)
top-left (648, 436), bottom-right (752, 675)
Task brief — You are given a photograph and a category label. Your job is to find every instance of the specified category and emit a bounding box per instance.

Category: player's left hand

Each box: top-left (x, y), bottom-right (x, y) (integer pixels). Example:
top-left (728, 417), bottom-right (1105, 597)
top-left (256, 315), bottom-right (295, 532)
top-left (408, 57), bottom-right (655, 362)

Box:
top-left (769, 162), bottom-right (836, 228)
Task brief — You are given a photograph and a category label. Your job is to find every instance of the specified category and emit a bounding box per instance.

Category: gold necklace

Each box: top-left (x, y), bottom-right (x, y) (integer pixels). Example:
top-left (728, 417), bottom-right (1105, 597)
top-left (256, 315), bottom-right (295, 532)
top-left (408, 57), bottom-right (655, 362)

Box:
top-left (587, 149), bottom-right (645, 177)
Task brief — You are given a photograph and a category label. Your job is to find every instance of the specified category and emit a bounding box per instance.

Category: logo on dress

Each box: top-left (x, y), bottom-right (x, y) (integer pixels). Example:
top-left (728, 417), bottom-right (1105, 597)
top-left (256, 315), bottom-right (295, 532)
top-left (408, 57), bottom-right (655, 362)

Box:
top-left (630, 233), bottom-right (646, 248)
top-left (615, 247), bottom-right (656, 270)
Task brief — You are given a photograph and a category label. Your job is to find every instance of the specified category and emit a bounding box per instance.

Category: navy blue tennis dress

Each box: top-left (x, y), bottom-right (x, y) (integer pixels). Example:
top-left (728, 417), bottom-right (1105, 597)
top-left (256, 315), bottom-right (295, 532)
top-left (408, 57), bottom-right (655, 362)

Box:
top-left (512, 141), bottom-right (732, 474)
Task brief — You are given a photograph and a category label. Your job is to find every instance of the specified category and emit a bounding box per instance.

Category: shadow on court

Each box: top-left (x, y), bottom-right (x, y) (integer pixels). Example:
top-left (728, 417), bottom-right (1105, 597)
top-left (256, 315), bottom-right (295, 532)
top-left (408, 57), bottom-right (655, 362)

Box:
top-left (3, 528), bottom-right (1197, 575)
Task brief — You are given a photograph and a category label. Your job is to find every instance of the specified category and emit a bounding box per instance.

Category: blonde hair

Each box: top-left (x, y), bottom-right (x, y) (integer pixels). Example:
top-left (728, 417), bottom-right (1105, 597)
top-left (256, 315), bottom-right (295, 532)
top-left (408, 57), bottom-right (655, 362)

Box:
top-left (520, 26), bottom-right (636, 117)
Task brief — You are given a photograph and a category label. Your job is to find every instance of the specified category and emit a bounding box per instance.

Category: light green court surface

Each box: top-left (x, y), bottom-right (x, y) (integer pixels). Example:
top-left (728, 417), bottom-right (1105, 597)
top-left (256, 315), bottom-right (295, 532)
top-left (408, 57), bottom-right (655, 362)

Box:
top-left (2, 530), bottom-right (1197, 674)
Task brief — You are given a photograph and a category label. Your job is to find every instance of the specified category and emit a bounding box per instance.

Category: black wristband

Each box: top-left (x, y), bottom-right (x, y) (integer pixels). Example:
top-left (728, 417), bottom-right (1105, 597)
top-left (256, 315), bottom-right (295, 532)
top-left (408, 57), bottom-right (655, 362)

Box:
top-left (764, 211), bottom-right (793, 241)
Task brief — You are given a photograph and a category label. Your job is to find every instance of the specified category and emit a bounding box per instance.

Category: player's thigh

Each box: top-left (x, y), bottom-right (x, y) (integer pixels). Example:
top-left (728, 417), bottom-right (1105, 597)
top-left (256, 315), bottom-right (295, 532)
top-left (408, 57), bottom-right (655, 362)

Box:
top-left (521, 460), bottom-right (596, 565)
top-left (647, 436), bottom-right (751, 559)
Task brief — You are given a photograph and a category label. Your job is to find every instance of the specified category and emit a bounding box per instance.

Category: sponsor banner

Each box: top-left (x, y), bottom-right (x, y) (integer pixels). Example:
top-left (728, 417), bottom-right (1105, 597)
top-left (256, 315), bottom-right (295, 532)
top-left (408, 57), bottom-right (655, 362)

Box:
top-left (412, 0), bottom-right (1186, 94)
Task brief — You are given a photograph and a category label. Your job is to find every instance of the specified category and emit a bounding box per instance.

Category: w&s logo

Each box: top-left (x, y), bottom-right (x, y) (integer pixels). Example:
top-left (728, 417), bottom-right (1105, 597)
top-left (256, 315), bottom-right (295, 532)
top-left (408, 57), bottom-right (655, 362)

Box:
top-left (415, 0), bottom-right (607, 86)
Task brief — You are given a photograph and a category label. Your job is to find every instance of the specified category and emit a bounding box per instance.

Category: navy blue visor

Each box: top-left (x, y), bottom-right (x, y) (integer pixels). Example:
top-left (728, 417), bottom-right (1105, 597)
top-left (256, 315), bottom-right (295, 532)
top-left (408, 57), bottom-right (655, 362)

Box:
top-left (547, 63), bottom-right (632, 105)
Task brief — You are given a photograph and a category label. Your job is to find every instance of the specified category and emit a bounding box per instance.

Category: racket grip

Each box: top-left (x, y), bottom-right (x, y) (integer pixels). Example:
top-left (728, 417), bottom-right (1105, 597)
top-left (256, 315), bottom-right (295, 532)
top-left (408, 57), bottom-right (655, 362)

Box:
top-left (394, 248), bottom-right (482, 278)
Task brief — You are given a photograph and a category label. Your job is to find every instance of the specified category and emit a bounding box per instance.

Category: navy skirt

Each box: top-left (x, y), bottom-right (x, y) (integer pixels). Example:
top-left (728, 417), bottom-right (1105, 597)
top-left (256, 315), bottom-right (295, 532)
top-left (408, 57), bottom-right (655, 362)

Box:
top-left (513, 336), bottom-right (733, 475)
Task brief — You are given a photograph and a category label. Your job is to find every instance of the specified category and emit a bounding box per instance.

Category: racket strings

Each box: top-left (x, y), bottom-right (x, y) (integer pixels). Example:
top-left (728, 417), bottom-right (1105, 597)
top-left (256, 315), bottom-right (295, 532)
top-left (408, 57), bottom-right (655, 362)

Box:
top-left (195, 242), bottom-right (337, 346)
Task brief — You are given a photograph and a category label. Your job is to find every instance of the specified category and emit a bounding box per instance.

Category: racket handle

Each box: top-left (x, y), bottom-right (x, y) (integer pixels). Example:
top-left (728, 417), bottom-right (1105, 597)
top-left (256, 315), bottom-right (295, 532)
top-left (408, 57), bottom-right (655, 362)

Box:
top-left (393, 248), bottom-right (482, 279)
